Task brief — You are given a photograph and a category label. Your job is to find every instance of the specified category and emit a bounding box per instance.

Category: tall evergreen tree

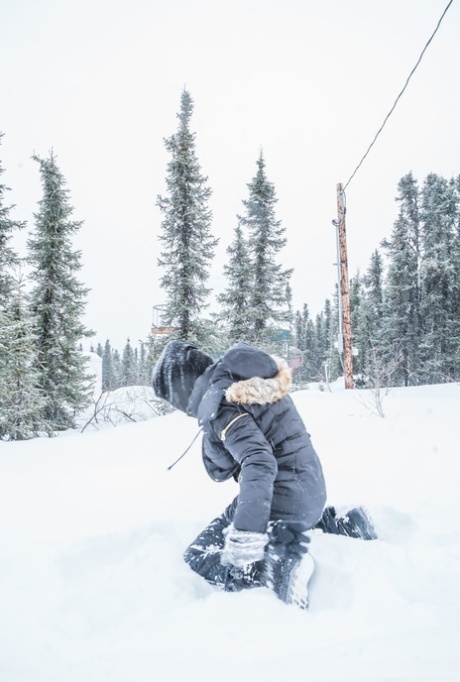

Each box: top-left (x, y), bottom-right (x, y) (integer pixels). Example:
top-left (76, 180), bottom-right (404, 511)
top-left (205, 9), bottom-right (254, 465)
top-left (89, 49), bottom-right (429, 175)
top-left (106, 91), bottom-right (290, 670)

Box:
top-left (156, 89), bottom-right (218, 341)
top-left (305, 317), bottom-right (319, 380)
top-left (381, 172), bottom-right (421, 386)
top-left (0, 133), bottom-right (25, 308)
top-left (363, 250), bottom-right (384, 314)
top-left (322, 298), bottom-right (333, 359)
top-left (137, 340), bottom-right (151, 385)
top-left (0, 275), bottom-right (48, 440)
top-left (349, 272), bottom-right (363, 374)
top-left (27, 151), bottom-right (94, 430)
top-left (449, 174), bottom-right (460, 378)
top-left (102, 339), bottom-right (116, 391)
top-left (294, 304), bottom-right (309, 352)
top-left (217, 220), bottom-right (253, 343)
top-left (112, 349), bottom-right (122, 389)
top-left (328, 287), bottom-right (343, 380)
top-left (240, 152), bottom-right (292, 345)
top-left (294, 311), bottom-right (303, 351)
top-left (419, 173), bottom-right (458, 381)
top-left (356, 250), bottom-right (386, 382)
top-left (121, 338), bottom-right (137, 386)
top-left (285, 280), bottom-right (294, 336)
top-left (293, 304), bottom-right (317, 382)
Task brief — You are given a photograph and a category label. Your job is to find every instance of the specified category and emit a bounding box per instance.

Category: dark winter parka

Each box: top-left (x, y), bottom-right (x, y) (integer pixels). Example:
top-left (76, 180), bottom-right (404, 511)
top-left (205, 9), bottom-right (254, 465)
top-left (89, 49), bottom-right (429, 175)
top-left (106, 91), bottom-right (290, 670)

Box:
top-left (186, 343), bottom-right (327, 535)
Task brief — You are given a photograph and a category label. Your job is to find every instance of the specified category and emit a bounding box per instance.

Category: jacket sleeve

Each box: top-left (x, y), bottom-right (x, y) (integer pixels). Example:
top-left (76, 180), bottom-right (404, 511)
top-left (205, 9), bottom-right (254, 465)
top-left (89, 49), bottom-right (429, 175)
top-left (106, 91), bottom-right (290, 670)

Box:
top-left (216, 412), bottom-right (278, 533)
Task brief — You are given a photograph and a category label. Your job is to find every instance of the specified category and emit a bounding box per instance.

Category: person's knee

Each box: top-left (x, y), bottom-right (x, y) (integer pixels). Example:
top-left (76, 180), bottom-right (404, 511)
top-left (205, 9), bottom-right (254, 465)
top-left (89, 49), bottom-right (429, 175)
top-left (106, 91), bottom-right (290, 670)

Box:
top-left (183, 513), bottom-right (230, 583)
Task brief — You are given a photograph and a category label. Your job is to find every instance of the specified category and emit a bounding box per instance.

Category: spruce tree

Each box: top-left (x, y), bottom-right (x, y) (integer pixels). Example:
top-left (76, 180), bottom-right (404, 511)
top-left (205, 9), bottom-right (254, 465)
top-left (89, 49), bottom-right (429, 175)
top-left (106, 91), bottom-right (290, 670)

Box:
top-left (27, 151), bottom-right (94, 430)
top-left (381, 172), bottom-right (421, 386)
top-left (0, 133), bottom-right (25, 308)
top-left (314, 311), bottom-right (330, 379)
top-left (285, 281), bottom-right (294, 336)
top-left (240, 152), bottom-right (292, 345)
top-left (364, 250), bottom-right (384, 314)
top-left (449, 174), bottom-right (460, 379)
top-left (358, 250), bottom-right (386, 382)
top-left (419, 174), bottom-right (458, 381)
top-left (156, 89), bottom-right (218, 341)
top-left (349, 272), bottom-right (363, 375)
top-left (112, 349), bottom-right (122, 388)
top-left (294, 306), bottom-right (306, 352)
top-left (137, 340), bottom-right (151, 385)
top-left (328, 287), bottom-right (343, 380)
top-left (0, 275), bottom-right (48, 440)
top-left (322, 299), bottom-right (333, 357)
top-left (305, 317), bottom-right (319, 380)
top-left (121, 338), bottom-right (137, 386)
top-left (102, 339), bottom-right (116, 391)
top-left (293, 304), bottom-right (311, 382)
top-left (217, 220), bottom-right (253, 343)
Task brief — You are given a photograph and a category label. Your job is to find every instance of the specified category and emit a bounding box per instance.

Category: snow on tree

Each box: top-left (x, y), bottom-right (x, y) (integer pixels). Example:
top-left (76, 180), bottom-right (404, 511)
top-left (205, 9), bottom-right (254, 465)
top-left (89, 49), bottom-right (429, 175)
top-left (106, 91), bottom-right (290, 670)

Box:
top-left (285, 280), bottom-right (294, 333)
top-left (381, 172), bottom-right (421, 386)
top-left (112, 348), bottom-right (122, 387)
top-left (0, 132), bottom-right (25, 308)
top-left (419, 174), bottom-right (459, 382)
top-left (137, 340), bottom-right (151, 385)
top-left (27, 151), bottom-right (94, 431)
top-left (0, 275), bottom-right (48, 440)
top-left (156, 89), bottom-right (218, 342)
top-left (294, 304), bottom-right (308, 352)
top-left (217, 220), bottom-right (253, 343)
top-left (102, 339), bottom-right (117, 391)
top-left (353, 250), bottom-right (387, 383)
top-left (121, 338), bottom-right (137, 386)
top-left (449, 174), bottom-right (460, 379)
top-left (238, 151), bottom-right (292, 345)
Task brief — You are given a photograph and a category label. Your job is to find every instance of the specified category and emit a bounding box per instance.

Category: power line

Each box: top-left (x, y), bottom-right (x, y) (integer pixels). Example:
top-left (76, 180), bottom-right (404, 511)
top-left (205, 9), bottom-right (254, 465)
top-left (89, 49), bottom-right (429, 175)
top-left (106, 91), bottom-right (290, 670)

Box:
top-left (343, 0), bottom-right (455, 191)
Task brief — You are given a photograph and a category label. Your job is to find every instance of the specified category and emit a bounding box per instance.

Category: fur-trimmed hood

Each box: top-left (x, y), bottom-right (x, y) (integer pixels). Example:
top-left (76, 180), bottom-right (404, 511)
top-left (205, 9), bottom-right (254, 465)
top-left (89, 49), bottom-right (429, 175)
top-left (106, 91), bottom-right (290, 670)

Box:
top-left (225, 356), bottom-right (291, 405)
top-left (187, 343), bottom-right (292, 422)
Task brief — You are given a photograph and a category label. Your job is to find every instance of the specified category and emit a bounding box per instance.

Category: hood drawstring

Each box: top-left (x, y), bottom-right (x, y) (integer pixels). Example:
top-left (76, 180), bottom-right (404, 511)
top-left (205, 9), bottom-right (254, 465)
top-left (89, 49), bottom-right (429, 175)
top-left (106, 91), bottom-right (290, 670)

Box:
top-left (167, 428), bottom-right (202, 471)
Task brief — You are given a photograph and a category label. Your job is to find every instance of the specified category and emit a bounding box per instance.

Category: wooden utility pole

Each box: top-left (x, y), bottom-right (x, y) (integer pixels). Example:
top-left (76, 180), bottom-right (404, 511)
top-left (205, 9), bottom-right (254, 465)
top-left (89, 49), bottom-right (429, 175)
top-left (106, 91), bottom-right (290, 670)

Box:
top-left (336, 183), bottom-right (354, 389)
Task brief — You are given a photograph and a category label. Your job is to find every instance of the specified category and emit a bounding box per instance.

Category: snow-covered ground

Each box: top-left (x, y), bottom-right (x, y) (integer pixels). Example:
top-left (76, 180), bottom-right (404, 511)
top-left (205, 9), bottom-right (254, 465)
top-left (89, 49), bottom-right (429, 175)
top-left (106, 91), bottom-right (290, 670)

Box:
top-left (1, 379), bottom-right (459, 681)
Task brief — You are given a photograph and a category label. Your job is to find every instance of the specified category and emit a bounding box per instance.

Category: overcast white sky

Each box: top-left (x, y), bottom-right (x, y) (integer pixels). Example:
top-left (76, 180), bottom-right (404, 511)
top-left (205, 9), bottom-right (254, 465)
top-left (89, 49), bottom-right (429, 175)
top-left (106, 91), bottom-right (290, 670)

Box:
top-left (1, 0), bottom-right (459, 351)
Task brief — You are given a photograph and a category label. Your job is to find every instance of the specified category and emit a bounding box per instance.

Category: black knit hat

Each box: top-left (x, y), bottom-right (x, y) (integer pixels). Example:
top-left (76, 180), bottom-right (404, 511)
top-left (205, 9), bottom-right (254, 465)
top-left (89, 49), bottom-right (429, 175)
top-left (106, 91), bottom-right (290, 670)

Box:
top-left (152, 340), bottom-right (213, 413)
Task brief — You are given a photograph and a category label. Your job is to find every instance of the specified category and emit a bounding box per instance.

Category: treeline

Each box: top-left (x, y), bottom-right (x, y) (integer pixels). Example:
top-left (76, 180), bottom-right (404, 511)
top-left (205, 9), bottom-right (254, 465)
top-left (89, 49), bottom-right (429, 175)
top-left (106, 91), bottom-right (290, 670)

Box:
top-left (349, 172), bottom-right (460, 386)
top-left (148, 88), bottom-right (460, 388)
top-left (152, 89), bottom-right (293, 354)
top-left (93, 339), bottom-right (154, 391)
top-left (2, 88), bottom-right (459, 440)
top-left (100, 167), bottom-right (460, 392)
top-left (0, 135), bottom-right (93, 440)
top-left (290, 172), bottom-right (460, 387)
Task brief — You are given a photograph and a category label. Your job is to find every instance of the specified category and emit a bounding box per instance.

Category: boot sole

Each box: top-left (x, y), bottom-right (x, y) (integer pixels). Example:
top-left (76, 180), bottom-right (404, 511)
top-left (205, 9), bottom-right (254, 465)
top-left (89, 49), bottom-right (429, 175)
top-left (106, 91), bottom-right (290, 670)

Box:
top-left (285, 552), bottom-right (315, 610)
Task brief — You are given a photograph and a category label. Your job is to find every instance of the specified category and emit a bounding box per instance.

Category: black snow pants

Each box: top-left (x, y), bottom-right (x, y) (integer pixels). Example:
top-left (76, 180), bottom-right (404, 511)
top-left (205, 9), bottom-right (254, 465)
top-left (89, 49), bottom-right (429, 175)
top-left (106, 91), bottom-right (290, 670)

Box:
top-left (183, 497), bottom-right (311, 591)
top-left (183, 502), bottom-right (377, 590)
top-left (183, 498), bottom-right (243, 589)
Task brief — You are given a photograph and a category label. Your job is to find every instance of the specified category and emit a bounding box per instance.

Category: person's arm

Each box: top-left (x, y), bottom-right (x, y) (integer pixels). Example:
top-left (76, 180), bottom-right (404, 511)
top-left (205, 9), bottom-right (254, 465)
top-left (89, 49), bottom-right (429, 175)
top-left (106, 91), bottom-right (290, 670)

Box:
top-left (218, 412), bottom-right (278, 534)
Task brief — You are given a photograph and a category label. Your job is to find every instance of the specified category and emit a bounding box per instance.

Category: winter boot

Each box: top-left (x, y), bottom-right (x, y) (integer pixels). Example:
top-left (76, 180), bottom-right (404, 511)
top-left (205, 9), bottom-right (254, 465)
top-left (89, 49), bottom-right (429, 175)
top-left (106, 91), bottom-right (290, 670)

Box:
top-left (263, 521), bottom-right (314, 610)
top-left (316, 505), bottom-right (377, 540)
top-left (343, 506), bottom-right (378, 540)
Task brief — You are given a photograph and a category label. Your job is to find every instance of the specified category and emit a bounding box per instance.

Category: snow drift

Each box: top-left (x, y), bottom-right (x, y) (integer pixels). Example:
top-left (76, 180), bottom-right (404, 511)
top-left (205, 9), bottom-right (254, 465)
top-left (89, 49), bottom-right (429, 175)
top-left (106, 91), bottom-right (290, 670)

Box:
top-left (0, 381), bottom-right (459, 681)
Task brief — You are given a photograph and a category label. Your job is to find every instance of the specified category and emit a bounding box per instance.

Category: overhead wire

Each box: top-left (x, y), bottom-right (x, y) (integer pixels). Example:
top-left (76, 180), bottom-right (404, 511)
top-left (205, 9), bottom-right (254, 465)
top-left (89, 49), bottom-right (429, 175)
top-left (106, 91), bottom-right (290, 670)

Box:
top-left (343, 0), bottom-right (455, 191)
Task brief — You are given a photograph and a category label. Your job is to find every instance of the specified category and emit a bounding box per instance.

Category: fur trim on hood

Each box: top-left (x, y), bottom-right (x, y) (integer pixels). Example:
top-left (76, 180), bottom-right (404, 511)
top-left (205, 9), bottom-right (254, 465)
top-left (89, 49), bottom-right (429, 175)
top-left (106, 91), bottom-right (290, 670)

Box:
top-left (225, 357), bottom-right (292, 405)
